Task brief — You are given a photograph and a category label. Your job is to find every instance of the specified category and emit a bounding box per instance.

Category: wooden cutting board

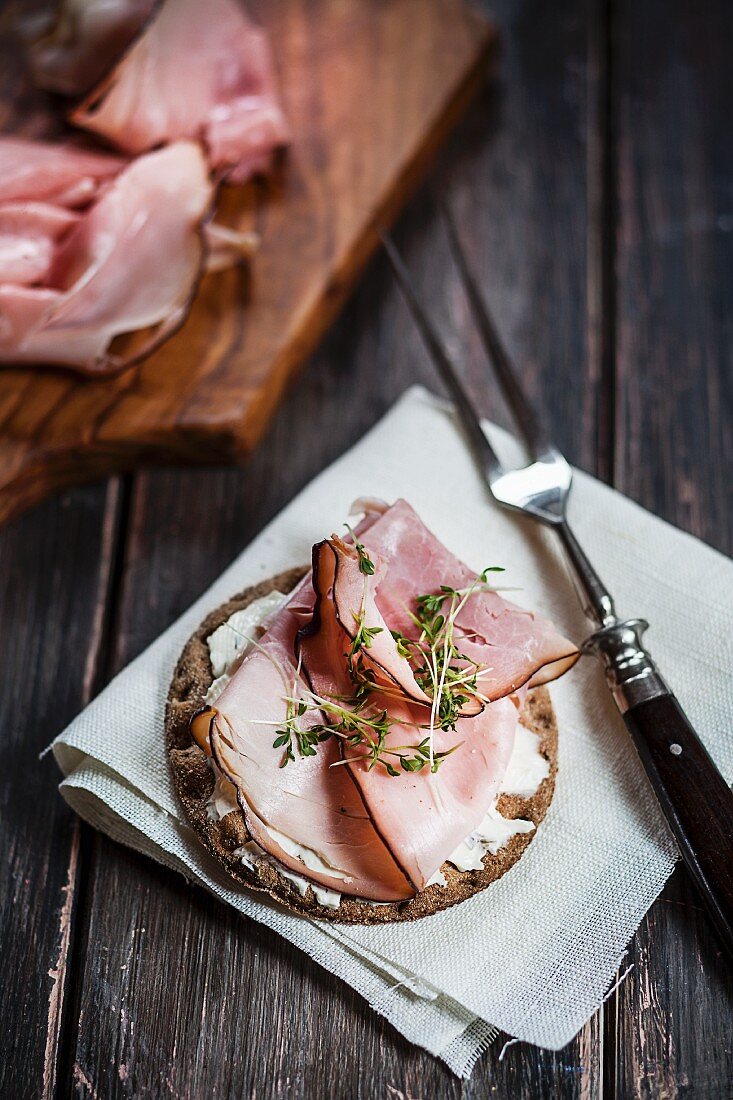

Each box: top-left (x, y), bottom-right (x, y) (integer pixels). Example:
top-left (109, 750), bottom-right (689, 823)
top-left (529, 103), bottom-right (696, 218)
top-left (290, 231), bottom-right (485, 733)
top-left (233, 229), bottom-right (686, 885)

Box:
top-left (0, 0), bottom-right (494, 525)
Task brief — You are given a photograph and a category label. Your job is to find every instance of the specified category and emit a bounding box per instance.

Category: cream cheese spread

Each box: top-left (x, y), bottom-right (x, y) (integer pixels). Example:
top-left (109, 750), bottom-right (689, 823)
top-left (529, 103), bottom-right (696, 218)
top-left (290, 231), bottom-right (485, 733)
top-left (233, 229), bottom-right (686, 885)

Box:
top-left (234, 841), bottom-right (342, 909)
top-left (262, 823), bottom-right (352, 884)
top-left (443, 803), bottom-right (536, 871)
top-left (499, 720), bottom-right (550, 798)
top-left (205, 590), bottom-right (287, 703)
top-left (205, 603), bottom-right (548, 908)
top-left (206, 770), bottom-right (239, 821)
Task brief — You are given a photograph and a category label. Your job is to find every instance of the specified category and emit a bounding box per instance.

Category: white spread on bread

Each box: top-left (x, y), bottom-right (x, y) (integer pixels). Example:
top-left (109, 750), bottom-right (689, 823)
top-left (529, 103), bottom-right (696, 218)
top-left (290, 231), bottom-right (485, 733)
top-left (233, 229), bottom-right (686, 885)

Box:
top-left (262, 823), bottom-right (352, 883)
top-left (233, 842), bottom-right (343, 910)
top-left (444, 804), bottom-right (536, 871)
top-left (498, 722), bottom-right (550, 798)
top-left (204, 599), bottom-right (549, 906)
top-left (206, 770), bottom-right (239, 821)
top-left (205, 590), bottom-right (287, 703)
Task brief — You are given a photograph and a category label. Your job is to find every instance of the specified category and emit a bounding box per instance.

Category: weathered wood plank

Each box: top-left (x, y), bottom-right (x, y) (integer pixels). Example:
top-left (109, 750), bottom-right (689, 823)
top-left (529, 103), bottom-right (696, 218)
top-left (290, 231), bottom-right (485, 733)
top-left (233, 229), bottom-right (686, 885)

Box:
top-left (0, 481), bottom-right (121, 1100)
top-left (613, 0), bottom-right (733, 552)
top-left (609, 0), bottom-right (733, 1095)
top-left (63, 0), bottom-right (607, 1095)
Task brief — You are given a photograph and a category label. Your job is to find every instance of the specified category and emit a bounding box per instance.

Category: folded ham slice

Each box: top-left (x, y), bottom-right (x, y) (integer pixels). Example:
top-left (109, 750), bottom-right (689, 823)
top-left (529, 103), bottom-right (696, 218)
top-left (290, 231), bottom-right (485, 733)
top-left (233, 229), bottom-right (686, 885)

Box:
top-left (71, 0), bottom-right (289, 183)
top-left (302, 537), bottom-right (435, 708)
top-left (297, 537), bottom-right (520, 891)
top-left (0, 203), bottom-right (80, 286)
top-left (29, 0), bottom-right (156, 97)
top-left (0, 137), bottom-right (123, 208)
top-left (0, 141), bottom-right (212, 371)
top-left (345, 694), bottom-right (519, 890)
top-left (360, 499), bottom-right (580, 699)
top-left (208, 577), bottom-right (414, 902)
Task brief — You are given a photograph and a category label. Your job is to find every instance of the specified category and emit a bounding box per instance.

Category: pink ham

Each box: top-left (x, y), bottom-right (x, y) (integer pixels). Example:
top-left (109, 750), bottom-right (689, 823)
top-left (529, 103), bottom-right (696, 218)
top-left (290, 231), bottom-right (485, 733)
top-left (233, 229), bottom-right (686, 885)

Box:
top-left (207, 576), bottom-right (414, 902)
top-left (0, 286), bottom-right (61, 348)
top-left (307, 536), bottom-right (435, 708)
top-left (0, 137), bottom-right (124, 208)
top-left (360, 499), bottom-right (580, 699)
top-left (0, 203), bottom-right (80, 286)
top-left (71, 0), bottom-right (289, 183)
top-left (295, 542), bottom-right (356, 704)
top-left (345, 694), bottom-right (519, 890)
top-left (0, 141), bottom-right (212, 371)
top-left (29, 0), bottom-right (156, 97)
top-left (0, 206), bottom-right (253, 288)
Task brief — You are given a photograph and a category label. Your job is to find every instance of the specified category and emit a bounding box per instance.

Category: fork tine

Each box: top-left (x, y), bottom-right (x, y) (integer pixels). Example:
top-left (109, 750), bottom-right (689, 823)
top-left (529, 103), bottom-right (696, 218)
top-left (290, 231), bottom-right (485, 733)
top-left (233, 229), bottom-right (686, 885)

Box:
top-left (441, 201), bottom-right (553, 460)
top-left (379, 231), bottom-right (504, 481)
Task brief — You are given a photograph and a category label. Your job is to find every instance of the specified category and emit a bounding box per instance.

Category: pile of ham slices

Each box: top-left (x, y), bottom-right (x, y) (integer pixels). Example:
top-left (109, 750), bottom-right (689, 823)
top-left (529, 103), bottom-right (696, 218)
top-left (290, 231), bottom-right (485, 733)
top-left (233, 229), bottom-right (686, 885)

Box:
top-left (0, 0), bottom-right (289, 373)
top-left (193, 500), bottom-right (580, 903)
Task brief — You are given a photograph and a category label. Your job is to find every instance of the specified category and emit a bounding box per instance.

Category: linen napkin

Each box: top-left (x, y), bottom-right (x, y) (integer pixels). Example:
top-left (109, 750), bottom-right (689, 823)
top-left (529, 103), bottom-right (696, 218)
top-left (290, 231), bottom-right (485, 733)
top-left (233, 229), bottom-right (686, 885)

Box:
top-left (52, 386), bottom-right (733, 1077)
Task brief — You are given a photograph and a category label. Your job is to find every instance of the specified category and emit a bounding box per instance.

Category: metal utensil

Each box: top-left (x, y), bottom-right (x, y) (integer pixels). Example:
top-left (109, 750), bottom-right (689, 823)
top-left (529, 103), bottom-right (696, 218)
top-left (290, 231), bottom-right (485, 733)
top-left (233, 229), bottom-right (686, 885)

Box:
top-left (381, 221), bottom-right (733, 958)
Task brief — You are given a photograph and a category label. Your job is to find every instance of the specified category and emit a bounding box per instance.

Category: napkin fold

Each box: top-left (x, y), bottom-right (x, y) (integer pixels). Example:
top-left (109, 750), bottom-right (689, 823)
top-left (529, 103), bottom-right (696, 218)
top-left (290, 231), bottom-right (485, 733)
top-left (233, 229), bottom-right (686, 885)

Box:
top-left (52, 387), bottom-right (733, 1077)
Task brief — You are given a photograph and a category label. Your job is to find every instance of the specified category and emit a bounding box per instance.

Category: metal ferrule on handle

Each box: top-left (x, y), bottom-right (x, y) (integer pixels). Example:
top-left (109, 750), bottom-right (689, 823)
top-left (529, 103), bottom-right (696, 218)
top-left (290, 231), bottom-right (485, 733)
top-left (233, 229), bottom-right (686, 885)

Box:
top-left (582, 619), bottom-right (669, 712)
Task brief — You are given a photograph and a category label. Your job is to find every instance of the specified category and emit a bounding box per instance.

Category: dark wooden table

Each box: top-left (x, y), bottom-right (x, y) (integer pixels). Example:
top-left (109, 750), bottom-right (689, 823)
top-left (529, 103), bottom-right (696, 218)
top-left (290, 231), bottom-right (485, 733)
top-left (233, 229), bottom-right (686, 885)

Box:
top-left (2, 0), bottom-right (732, 1096)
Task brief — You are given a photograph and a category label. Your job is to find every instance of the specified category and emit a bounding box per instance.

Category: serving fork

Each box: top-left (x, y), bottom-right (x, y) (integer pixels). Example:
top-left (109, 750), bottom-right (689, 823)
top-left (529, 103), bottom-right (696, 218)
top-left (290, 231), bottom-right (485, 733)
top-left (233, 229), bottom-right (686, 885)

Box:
top-left (381, 219), bottom-right (733, 958)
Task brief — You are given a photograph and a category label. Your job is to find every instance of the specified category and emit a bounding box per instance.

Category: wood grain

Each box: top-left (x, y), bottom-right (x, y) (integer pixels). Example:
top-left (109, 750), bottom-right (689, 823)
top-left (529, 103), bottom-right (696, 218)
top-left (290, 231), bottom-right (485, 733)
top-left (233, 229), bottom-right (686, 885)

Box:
top-left (613, 0), bottom-right (733, 553)
top-left (0, 479), bottom-right (121, 1099)
top-left (609, 0), bottom-right (733, 1095)
top-left (0, 0), bottom-right (494, 527)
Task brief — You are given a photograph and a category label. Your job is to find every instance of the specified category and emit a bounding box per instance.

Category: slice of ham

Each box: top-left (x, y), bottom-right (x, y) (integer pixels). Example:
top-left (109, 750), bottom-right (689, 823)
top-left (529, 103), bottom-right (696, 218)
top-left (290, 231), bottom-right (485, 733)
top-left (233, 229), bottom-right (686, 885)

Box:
top-left (207, 577), bottom-right (414, 902)
top-left (0, 141), bottom-right (212, 371)
top-left (0, 286), bottom-right (61, 349)
top-left (306, 536), bottom-right (435, 708)
top-left (0, 207), bottom-right (254, 287)
top-left (29, 0), bottom-right (157, 97)
top-left (345, 694), bottom-right (519, 890)
top-left (0, 137), bottom-right (124, 208)
top-left (71, 0), bottom-right (289, 182)
top-left (0, 202), bottom-right (80, 285)
top-left (360, 499), bottom-right (580, 699)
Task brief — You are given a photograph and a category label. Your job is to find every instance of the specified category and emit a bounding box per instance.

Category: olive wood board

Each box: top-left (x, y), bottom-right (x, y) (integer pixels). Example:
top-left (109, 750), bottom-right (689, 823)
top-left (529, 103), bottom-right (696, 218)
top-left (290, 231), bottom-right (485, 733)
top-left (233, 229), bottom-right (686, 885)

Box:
top-left (0, 0), bottom-right (495, 525)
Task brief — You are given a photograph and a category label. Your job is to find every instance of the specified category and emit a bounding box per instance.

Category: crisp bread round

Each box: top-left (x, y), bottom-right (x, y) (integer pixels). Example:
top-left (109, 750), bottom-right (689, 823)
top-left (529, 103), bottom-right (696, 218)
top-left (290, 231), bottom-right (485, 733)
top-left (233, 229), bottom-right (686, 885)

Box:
top-left (166, 569), bottom-right (559, 924)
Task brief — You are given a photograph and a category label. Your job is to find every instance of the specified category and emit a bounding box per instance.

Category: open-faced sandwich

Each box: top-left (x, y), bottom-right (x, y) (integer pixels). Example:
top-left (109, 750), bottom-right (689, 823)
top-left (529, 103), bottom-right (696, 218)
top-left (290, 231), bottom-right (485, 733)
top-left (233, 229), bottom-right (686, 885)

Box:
top-left (167, 499), bottom-right (580, 923)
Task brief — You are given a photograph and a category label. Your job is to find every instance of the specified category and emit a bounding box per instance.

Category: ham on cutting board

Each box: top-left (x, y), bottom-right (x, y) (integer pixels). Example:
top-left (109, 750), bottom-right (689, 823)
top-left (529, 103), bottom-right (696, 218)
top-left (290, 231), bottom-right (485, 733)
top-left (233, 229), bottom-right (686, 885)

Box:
top-left (68, 0), bottom-right (290, 181)
top-left (28, 0), bottom-right (289, 185)
top-left (0, 142), bottom-right (214, 372)
top-left (0, 136), bottom-right (260, 372)
top-left (198, 500), bottom-right (579, 899)
top-left (0, 0), bottom-right (495, 526)
top-left (0, 137), bottom-right (123, 207)
top-left (1, 0), bottom-right (288, 375)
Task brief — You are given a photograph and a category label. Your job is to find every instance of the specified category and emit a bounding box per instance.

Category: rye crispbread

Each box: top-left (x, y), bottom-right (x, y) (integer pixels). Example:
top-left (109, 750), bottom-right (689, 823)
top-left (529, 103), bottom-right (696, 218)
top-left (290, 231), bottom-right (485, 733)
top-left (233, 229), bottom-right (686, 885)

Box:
top-left (166, 568), bottom-right (558, 924)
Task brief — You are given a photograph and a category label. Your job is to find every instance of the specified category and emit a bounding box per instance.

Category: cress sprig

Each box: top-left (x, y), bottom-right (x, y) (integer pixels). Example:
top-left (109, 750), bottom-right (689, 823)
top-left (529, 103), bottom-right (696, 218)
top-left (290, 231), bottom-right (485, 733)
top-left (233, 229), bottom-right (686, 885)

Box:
top-left (271, 690), bottom-right (460, 775)
top-left (399, 566), bottom-right (506, 735)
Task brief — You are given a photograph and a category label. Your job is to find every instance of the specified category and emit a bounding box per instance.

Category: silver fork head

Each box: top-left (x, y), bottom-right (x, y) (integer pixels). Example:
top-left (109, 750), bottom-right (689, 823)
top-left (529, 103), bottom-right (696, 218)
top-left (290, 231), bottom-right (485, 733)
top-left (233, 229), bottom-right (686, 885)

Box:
top-left (489, 447), bottom-right (573, 526)
top-left (379, 228), bottom-right (572, 528)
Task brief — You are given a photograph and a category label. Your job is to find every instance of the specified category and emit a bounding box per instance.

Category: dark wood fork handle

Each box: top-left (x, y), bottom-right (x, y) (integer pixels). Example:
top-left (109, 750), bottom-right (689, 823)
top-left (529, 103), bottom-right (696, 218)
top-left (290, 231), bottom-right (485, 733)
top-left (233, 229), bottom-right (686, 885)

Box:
top-left (623, 693), bottom-right (733, 957)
